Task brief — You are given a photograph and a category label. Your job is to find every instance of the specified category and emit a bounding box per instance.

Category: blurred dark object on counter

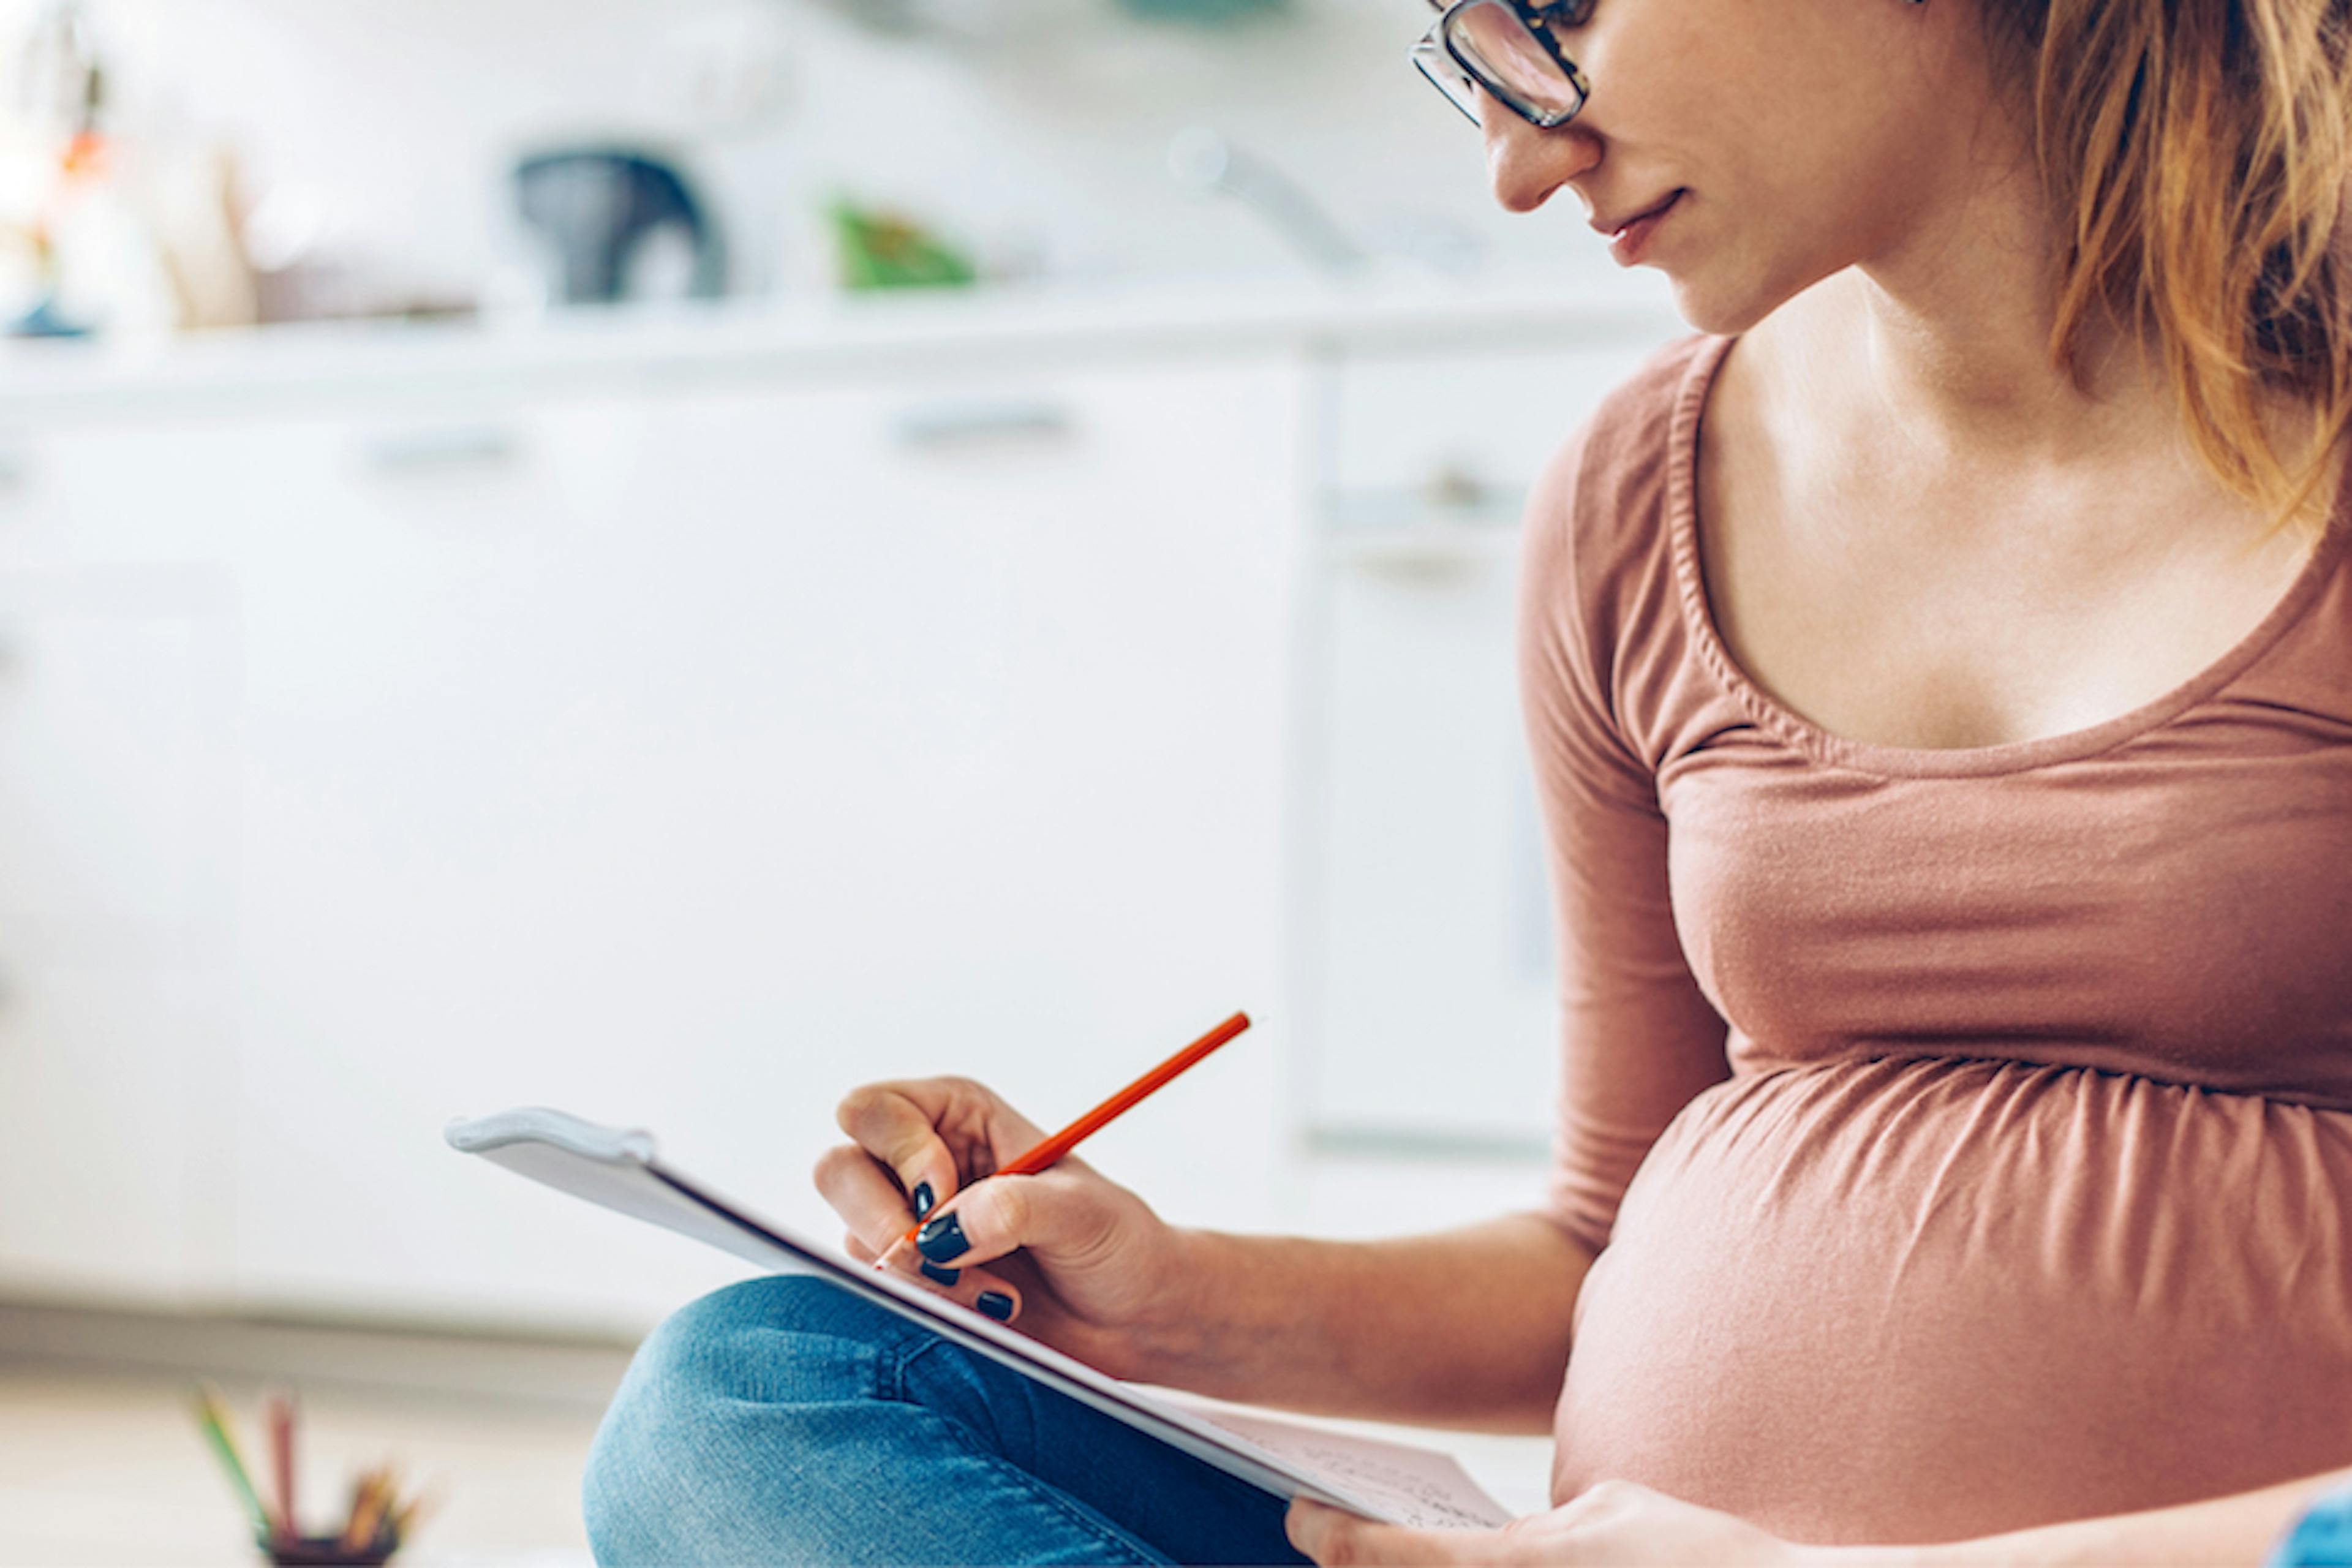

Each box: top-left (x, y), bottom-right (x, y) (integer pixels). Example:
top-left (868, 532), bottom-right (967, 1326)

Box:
top-left (827, 198), bottom-right (976, 292)
top-left (513, 148), bottom-right (726, 306)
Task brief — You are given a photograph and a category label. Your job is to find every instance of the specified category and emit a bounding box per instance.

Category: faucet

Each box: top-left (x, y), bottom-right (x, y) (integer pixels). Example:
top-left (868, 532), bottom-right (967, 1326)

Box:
top-left (1166, 127), bottom-right (1370, 276)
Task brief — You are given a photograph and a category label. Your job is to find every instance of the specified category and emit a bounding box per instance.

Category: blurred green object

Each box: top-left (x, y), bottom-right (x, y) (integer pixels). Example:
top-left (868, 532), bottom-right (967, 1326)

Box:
top-left (827, 200), bottom-right (977, 292)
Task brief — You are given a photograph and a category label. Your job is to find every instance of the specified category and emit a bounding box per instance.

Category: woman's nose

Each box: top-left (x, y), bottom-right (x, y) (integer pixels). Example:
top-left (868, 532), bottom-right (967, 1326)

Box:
top-left (1479, 94), bottom-right (1599, 214)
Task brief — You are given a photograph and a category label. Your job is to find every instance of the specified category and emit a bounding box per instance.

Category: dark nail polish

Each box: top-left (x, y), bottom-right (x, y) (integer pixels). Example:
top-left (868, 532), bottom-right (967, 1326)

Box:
top-left (910, 1182), bottom-right (935, 1221)
top-left (915, 1213), bottom-right (970, 1264)
top-left (919, 1261), bottom-right (960, 1287)
top-left (976, 1291), bottom-right (1014, 1322)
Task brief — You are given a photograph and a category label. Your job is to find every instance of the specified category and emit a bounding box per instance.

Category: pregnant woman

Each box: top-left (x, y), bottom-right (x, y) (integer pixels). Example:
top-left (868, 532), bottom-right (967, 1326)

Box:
top-left (584, 0), bottom-right (2352, 1561)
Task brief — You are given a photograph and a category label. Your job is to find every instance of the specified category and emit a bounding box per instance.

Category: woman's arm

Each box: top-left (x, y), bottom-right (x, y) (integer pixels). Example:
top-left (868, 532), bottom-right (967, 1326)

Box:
top-left (821, 1075), bottom-right (1593, 1433)
top-left (1140, 1213), bottom-right (1594, 1433)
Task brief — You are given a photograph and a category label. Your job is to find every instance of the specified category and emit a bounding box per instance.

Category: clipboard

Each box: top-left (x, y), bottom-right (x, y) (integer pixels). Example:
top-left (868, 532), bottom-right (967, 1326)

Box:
top-left (445, 1106), bottom-right (1512, 1530)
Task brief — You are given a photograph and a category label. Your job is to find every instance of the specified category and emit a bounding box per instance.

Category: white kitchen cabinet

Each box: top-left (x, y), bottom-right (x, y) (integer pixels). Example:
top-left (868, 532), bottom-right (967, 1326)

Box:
top-left (0, 570), bottom-right (235, 951)
top-left (0, 559), bottom-right (238, 1300)
top-left (218, 356), bottom-right (1303, 1329)
top-left (0, 959), bottom-right (228, 1301)
top-left (1298, 547), bottom-right (1556, 1145)
top-left (1293, 337), bottom-right (1673, 1153)
top-left (0, 418), bottom-right (279, 572)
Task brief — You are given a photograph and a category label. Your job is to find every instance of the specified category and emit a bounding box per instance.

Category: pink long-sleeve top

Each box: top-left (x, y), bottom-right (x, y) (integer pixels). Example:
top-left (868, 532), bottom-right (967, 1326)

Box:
top-left (1527, 332), bottom-right (2352, 1545)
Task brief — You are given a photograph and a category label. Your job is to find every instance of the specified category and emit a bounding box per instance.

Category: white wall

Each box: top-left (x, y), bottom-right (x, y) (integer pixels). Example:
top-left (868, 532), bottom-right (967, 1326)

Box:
top-left (53, 0), bottom-right (1614, 304)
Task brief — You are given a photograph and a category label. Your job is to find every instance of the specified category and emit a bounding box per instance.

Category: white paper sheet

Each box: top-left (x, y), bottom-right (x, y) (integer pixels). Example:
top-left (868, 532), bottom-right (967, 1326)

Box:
top-left (1174, 1401), bottom-right (1513, 1528)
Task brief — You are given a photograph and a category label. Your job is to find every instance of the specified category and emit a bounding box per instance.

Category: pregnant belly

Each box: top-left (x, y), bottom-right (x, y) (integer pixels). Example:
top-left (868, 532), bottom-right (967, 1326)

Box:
top-left (1550, 1057), bottom-right (2352, 1545)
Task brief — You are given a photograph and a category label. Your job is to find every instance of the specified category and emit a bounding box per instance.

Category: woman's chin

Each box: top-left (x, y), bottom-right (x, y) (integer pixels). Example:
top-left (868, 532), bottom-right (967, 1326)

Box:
top-left (1659, 270), bottom-right (1792, 340)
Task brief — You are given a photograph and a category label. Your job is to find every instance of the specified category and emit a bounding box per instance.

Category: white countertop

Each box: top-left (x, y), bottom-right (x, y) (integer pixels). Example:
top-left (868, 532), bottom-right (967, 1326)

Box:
top-left (0, 269), bottom-right (1685, 422)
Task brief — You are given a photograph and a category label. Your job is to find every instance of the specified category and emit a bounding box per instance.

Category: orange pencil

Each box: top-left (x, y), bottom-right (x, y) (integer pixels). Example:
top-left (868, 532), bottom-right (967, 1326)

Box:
top-left (901, 1011), bottom-right (1251, 1245)
top-left (341, 1467), bottom-right (389, 1553)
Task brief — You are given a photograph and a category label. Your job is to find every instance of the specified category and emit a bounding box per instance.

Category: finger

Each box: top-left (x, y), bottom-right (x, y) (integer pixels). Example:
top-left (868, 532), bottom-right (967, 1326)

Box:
top-left (1286, 1498), bottom-right (1340, 1563)
top-left (812, 1142), bottom-right (933, 1257)
top-left (1289, 1499), bottom-right (1384, 1566)
top-left (904, 1170), bottom-right (1105, 1273)
top-left (1286, 1499), bottom-right (1464, 1566)
top-left (1287, 1499), bottom-right (1381, 1566)
top-left (833, 1083), bottom-right (970, 1220)
top-left (873, 1077), bottom-right (1060, 1179)
top-left (847, 1227), bottom-right (1027, 1324)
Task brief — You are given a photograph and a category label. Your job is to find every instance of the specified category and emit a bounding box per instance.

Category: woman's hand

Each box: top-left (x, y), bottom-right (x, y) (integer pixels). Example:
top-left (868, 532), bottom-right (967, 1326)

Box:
top-left (1286, 1482), bottom-right (1825, 1567)
top-left (813, 1074), bottom-right (1200, 1379)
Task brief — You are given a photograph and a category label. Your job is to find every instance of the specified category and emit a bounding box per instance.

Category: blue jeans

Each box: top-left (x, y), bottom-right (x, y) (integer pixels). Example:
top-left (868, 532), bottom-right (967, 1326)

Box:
top-left (584, 1275), bottom-right (1314, 1566)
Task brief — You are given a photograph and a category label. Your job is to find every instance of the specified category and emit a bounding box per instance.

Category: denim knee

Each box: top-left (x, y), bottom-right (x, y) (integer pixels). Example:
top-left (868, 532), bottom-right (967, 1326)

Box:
top-left (582, 1274), bottom-right (882, 1564)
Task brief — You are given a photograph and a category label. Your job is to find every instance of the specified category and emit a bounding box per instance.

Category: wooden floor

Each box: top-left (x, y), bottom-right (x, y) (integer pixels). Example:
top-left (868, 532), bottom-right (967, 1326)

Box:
top-left (0, 1362), bottom-right (609, 1567)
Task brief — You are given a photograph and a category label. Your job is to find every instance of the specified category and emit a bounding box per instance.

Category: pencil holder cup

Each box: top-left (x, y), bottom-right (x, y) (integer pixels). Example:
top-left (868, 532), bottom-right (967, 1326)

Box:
top-left (258, 1534), bottom-right (395, 1567)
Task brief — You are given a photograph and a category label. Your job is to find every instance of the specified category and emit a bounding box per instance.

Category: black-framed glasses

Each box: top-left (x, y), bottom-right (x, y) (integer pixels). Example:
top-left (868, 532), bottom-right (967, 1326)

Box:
top-left (1412, 0), bottom-right (1593, 130)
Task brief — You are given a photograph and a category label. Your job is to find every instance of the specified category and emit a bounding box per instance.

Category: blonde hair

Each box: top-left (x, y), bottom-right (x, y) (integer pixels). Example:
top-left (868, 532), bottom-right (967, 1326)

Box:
top-left (1982, 0), bottom-right (2352, 536)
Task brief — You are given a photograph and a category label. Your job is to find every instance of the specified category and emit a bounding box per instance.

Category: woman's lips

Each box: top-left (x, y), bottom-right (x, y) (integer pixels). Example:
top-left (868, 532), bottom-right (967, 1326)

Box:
top-left (1607, 189), bottom-right (1684, 266)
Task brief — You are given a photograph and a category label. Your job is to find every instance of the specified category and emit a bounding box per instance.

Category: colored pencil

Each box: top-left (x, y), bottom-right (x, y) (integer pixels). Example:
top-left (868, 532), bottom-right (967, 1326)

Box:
top-left (191, 1387), bottom-right (271, 1539)
top-left (266, 1392), bottom-right (295, 1539)
top-left (341, 1464), bottom-right (390, 1551)
top-left (335, 1471), bottom-right (369, 1549)
top-left (900, 1011), bottom-right (1251, 1245)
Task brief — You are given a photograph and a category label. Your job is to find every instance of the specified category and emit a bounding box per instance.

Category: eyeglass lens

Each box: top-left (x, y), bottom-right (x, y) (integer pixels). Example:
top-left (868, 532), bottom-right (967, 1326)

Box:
top-left (1456, 2), bottom-right (1576, 110)
top-left (1418, 0), bottom-right (1585, 129)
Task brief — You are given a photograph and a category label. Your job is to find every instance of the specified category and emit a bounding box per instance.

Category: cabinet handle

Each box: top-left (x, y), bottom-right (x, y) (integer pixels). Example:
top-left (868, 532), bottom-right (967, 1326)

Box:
top-left (360, 426), bottom-right (524, 477)
top-left (1321, 475), bottom-right (1523, 575)
top-left (1327, 469), bottom-right (1519, 531)
top-left (890, 401), bottom-right (1072, 450)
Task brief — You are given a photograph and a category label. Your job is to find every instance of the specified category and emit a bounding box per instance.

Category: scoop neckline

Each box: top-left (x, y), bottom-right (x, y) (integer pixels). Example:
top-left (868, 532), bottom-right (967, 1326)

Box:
top-left (1665, 332), bottom-right (2352, 780)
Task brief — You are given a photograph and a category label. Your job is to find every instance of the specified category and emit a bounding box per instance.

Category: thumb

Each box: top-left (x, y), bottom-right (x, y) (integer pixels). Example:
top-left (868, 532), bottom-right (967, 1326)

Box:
top-left (908, 1170), bottom-right (1110, 1270)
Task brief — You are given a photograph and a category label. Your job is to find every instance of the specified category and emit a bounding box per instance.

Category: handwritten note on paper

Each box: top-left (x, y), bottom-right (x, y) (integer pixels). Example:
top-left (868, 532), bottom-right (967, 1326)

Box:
top-left (1175, 1403), bottom-right (1515, 1530)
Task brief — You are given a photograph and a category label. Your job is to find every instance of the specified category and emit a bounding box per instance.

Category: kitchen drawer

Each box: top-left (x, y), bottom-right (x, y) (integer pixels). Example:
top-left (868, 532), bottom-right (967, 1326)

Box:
top-left (0, 419), bottom-right (281, 570)
top-left (1319, 330), bottom-right (1679, 526)
top-left (1297, 547), bottom-right (1561, 1145)
top-left (1294, 325), bottom-right (1680, 1149)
